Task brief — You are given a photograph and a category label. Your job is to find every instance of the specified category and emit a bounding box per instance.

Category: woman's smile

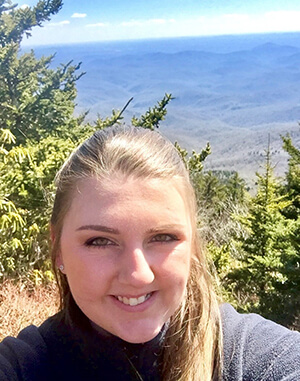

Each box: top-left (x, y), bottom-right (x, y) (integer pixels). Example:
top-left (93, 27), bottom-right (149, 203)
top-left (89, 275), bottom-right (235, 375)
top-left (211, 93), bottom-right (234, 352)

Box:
top-left (110, 291), bottom-right (157, 314)
top-left (114, 292), bottom-right (153, 306)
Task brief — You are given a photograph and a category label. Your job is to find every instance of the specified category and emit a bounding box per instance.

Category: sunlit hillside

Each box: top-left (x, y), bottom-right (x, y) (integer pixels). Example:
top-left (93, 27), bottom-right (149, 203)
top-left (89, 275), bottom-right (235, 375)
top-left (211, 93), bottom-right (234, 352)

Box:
top-left (29, 33), bottom-right (300, 185)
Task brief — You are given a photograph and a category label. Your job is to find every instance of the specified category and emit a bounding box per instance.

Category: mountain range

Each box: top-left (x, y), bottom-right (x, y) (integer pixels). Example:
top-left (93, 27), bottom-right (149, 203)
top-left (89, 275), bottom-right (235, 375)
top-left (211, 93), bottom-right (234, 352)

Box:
top-left (29, 33), bottom-right (300, 184)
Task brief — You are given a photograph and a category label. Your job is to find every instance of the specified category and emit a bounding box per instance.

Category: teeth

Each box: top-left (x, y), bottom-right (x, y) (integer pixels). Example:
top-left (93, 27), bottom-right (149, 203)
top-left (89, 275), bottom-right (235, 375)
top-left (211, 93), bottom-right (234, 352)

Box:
top-left (117, 293), bottom-right (151, 306)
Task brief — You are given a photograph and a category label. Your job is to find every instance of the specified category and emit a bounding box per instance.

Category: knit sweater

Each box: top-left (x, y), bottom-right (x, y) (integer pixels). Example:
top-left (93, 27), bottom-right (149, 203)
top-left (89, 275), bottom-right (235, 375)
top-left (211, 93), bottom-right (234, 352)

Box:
top-left (0, 304), bottom-right (299, 380)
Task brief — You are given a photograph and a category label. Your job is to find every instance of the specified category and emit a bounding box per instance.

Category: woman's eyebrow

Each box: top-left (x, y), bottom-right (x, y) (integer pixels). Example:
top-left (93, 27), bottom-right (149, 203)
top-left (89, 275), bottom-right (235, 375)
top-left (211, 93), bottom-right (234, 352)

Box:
top-left (147, 224), bottom-right (186, 233)
top-left (76, 225), bottom-right (120, 234)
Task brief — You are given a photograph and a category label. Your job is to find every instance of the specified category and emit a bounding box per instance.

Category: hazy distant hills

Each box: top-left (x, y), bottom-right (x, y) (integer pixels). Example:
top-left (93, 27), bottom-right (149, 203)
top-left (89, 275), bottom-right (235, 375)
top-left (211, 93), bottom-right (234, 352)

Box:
top-left (30, 33), bottom-right (300, 184)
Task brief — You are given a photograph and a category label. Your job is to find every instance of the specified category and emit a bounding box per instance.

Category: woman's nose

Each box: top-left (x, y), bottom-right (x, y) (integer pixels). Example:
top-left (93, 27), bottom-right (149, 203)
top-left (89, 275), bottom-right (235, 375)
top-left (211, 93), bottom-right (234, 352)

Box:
top-left (118, 248), bottom-right (155, 286)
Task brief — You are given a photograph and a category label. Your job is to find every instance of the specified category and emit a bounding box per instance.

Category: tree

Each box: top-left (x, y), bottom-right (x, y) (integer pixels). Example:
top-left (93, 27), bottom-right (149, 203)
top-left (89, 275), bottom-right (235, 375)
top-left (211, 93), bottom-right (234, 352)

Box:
top-left (226, 171), bottom-right (247, 204)
top-left (0, 0), bottom-right (87, 281)
top-left (195, 170), bottom-right (249, 306)
top-left (0, 0), bottom-right (62, 46)
top-left (228, 142), bottom-right (299, 326)
top-left (281, 134), bottom-right (300, 221)
top-left (132, 93), bottom-right (174, 130)
top-left (0, 0), bottom-right (85, 145)
top-left (0, 128), bottom-right (25, 278)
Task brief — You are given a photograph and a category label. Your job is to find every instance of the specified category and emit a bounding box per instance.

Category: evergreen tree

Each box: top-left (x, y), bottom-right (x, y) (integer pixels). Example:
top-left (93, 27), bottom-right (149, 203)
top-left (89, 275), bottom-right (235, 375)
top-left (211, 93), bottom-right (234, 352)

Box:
top-left (193, 169), bottom-right (248, 247)
top-left (0, 0), bottom-right (62, 46)
top-left (132, 93), bottom-right (174, 130)
top-left (0, 1), bottom-right (85, 281)
top-left (281, 134), bottom-right (300, 220)
top-left (229, 142), bottom-right (299, 326)
top-left (0, 0), bottom-right (84, 144)
top-left (226, 171), bottom-right (247, 204)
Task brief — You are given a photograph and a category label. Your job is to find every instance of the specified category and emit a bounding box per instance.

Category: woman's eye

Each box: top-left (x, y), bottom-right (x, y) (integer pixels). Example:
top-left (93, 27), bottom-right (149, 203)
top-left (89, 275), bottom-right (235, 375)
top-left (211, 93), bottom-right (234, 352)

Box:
top-left (85, 237), bottom-right (115, 247)
top-left (151, 234), bottom-right (178, 243)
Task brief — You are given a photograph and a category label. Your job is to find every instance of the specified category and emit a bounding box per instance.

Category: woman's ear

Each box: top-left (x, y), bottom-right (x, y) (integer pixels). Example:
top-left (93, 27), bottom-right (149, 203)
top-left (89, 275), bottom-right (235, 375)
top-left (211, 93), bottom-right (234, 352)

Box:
top-left (56, 252), bottom-right (65, 274)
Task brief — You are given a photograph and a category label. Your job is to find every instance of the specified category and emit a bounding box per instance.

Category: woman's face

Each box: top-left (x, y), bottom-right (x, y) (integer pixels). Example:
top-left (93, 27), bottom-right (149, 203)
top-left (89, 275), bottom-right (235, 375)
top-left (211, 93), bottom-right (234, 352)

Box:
top-left (57, 176), bottom-right (193, 343)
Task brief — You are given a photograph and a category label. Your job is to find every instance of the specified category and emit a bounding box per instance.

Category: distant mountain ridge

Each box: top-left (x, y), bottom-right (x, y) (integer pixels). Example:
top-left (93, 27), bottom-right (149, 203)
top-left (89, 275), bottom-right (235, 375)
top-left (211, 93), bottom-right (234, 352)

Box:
top-left (29, 33), bottom-right (300, 184)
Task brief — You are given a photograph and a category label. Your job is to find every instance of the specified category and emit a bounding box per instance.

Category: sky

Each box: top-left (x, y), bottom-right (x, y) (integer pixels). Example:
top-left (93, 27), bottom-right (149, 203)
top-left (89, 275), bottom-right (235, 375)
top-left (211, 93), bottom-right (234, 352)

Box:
top-left (17, 0), bottom-right (300, 46)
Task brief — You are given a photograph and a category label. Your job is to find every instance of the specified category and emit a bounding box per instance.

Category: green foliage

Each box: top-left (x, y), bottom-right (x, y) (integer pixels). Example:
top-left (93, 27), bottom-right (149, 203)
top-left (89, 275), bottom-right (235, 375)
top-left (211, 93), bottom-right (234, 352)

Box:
top-left (175, 141), bottom-right (211, 176)
top-left (226, 144), bottom-right (300, 326)
top-left (194, 170), bottom-right (248, 248)
top-left (0, 49), bottom-right (84, 144)
top-left (0, 2), bottom-right (85, 146)
top-left (281, 134), bottom-right (300, 220)
top-left (0, 0), bottom-right (84, 281)
top-left (132, 93), bottom-right (174, 130)
top-left (0, 0), bottom-right (62, 46)
top-left (93, 97), bottom-right (134, 131)
top-left (0, 129), bottom-right (27, 277)
top-left (226, 172), bottom-right (248, 204)
top-left (199, 143), bottom-right (299, 328)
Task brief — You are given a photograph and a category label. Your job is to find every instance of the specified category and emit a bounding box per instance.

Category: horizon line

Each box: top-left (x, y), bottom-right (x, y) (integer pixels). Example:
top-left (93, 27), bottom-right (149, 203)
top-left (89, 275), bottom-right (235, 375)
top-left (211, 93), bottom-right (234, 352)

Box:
top-left (20, 30), bottom-right (300, 48)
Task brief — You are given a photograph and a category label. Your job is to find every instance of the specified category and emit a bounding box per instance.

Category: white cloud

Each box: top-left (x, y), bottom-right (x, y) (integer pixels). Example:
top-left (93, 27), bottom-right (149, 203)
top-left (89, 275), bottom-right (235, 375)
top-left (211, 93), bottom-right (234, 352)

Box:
top-left (167, 11), bottom-right (300, 38)
top-left (121, 18), bottom-right (173, 27)
top-left (86, 22), bottom-right (109, 28)
top-left (210, 11), bottom-right (300, 34)
top-left (71, 13), bottom-right (87, 18)
top-left (149, 18), bottom-right (167, 25)
top-left (121, 20), bottom-right (142, 27)
top-left (20, 4), bottom-right (30, 9)
top-left (47, 20), bottom-right (70, 27)
top-left (263, 11), bottom-right (300, 31)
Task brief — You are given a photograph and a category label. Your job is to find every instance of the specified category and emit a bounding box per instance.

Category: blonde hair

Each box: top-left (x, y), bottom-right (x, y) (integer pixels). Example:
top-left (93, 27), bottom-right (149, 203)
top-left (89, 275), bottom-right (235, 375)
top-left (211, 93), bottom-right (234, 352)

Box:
top-left (51, 126), bottom-right (222, 381)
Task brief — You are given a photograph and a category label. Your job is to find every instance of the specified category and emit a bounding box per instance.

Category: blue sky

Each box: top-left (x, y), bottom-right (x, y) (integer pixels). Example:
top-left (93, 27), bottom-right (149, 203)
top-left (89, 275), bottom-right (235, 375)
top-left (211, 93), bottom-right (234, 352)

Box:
top-left (19, 0), bottom-right (300, 46)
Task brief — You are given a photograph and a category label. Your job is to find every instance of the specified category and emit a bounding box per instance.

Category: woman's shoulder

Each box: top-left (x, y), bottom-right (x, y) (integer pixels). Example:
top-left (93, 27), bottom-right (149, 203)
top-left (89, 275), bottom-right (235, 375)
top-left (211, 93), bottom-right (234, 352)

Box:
top-left (220, 303), bottom-right (300, 381)
top-left (0, 312), bottom-right (63, 381)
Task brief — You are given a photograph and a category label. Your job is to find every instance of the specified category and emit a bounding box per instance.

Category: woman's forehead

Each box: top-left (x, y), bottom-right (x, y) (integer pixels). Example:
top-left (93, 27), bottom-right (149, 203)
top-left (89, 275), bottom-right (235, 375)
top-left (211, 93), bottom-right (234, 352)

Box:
top-left (58, 176), bottom-right (193, 245)
top-left (74, 175), bottom-right (186, 196)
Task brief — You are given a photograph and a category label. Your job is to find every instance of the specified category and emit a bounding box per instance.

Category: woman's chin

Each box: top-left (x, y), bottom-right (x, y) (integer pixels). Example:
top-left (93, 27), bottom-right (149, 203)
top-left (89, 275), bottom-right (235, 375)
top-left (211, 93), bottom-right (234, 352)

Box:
top-left (115, 321), bottom-right (163, 344)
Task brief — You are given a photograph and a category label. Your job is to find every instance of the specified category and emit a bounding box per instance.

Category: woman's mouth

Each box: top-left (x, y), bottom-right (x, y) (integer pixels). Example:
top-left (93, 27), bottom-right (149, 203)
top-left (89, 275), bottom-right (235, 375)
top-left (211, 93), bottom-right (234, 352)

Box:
top-left (115, 293), bottom-right (152, 306)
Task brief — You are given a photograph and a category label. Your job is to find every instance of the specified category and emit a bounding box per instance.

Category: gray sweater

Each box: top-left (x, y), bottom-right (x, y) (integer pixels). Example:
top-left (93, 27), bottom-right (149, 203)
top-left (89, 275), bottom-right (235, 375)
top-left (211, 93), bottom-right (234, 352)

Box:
top-left (0, 303), bottom-right (299, 380)
top-left (221, 304), bottom-right (300, 380)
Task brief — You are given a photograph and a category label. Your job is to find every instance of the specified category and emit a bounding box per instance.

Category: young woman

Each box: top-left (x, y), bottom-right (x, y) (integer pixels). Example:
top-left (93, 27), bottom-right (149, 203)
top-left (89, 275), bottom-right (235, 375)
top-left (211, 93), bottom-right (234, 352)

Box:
top-left (0, 126), bottom-right (299, 381)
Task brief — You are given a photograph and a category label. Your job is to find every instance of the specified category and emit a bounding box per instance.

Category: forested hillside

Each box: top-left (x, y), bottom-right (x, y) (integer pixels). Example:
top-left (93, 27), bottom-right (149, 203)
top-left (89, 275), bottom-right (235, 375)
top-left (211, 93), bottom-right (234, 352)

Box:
top-left (0, 0), bottom-right (299, 329)
top-left (29, 34), bottom-right (300, 184)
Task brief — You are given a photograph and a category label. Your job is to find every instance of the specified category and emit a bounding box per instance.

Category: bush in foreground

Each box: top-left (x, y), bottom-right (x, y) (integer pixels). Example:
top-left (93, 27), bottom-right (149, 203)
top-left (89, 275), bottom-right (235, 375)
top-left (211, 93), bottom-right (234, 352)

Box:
top-left (0, 280), bottom-right (58, 340)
